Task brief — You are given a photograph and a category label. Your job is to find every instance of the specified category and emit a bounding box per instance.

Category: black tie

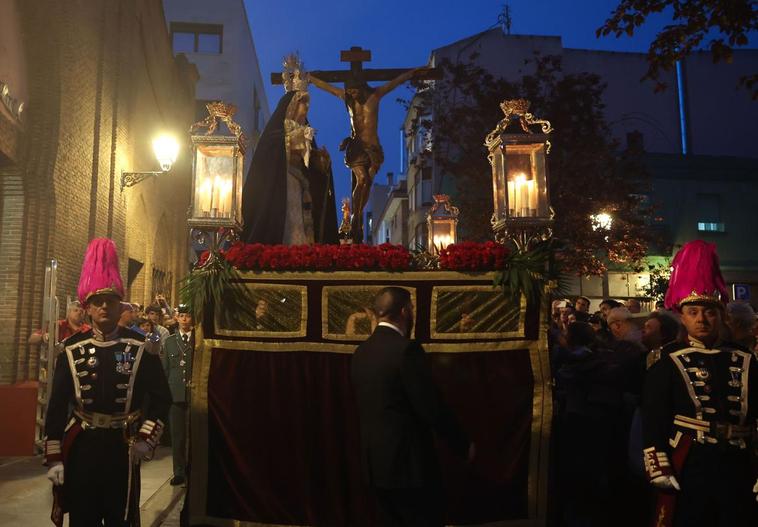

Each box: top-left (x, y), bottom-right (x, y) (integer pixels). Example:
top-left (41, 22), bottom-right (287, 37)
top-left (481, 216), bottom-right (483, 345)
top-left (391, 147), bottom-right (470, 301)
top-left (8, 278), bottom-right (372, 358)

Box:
top-left (182, 334), bottom-right (189, 345)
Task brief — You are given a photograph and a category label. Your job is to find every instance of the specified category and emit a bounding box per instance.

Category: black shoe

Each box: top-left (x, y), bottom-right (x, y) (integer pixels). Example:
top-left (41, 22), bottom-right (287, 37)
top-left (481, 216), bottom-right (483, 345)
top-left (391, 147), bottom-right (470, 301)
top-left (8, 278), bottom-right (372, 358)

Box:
top-left (170, 476), bottom-right (185, 486)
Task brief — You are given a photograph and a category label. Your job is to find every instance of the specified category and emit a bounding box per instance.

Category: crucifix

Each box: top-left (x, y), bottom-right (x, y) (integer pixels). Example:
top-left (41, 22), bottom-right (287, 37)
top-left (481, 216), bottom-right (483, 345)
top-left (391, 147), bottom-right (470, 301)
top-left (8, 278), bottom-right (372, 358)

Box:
top-left (272, 47), bottom-right (441, 243)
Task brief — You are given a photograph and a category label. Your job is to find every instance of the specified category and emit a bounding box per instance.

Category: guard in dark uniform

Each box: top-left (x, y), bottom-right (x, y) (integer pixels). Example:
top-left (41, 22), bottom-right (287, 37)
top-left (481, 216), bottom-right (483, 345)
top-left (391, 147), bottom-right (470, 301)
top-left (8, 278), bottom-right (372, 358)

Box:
top-left (44, 238), bottom-right (172, 526)
top-left (642, 240), bottom-right (758, 527)
top-left (162, 305), bottom-right (194, 486)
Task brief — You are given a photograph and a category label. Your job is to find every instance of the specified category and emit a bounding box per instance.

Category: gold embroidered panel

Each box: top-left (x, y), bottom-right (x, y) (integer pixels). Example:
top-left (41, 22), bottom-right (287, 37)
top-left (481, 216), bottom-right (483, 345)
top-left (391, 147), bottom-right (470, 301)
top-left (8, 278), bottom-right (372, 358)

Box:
top-left (215, 283), bottom-right (307, 337)
top-left (431, 286), bottom-right (525, 339)
top-left (321, 285), bottom-right (416, 341)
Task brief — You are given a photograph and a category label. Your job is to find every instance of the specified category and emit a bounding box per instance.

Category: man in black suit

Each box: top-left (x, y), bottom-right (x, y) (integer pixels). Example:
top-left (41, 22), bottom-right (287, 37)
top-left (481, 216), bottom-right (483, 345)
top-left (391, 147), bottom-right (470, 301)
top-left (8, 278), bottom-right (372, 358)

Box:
top-left (351, 287), bottom-right (474, 527)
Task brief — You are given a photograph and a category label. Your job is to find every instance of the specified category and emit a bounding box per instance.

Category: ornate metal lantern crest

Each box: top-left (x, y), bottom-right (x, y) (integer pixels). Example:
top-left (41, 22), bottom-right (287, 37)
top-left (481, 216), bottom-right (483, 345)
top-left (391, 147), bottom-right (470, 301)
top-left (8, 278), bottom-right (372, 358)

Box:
top-left (485, 99), bottom-right (554, 251)
top-left (426, 194), bottom-right (459, 254)
top-left (189, 101), bottom-right (247, 231)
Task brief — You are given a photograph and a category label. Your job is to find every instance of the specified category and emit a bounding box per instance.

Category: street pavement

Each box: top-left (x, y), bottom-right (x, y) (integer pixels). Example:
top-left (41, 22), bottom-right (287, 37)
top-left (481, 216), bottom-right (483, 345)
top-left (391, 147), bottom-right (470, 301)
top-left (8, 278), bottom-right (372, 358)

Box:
top-left (0, 449), bottom-right (182, 526)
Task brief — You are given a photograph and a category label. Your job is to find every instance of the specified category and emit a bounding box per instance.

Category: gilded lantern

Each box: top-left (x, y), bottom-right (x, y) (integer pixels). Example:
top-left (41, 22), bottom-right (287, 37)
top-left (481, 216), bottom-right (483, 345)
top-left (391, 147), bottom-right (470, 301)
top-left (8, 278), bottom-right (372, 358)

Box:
top-left (485, 99), bottom-right (553, 250)
top-left (189, 102), bottom-right (247, 229)
top-left (426, 194), bottom-right (459, 254)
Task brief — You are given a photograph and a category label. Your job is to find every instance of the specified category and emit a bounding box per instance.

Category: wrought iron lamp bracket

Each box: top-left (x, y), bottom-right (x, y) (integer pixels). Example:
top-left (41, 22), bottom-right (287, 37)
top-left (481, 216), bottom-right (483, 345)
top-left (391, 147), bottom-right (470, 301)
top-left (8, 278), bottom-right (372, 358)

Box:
top-left (120, 171), bottom-right (163, 191)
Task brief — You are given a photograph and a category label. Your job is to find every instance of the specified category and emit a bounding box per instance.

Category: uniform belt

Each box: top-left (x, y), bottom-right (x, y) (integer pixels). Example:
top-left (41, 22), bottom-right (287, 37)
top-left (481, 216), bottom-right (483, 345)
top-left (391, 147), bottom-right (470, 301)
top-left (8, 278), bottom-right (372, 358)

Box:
top-left (74, 409), bottom-right (142, 430)
top-left (673, 414), bottom-right (751, 440)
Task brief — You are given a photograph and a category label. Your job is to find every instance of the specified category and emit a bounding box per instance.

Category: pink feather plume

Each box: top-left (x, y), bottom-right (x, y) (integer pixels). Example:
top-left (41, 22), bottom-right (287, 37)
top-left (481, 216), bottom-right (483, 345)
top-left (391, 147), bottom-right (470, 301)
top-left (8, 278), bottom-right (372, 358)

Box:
top-left (77, 238), bottom-right (124, 304)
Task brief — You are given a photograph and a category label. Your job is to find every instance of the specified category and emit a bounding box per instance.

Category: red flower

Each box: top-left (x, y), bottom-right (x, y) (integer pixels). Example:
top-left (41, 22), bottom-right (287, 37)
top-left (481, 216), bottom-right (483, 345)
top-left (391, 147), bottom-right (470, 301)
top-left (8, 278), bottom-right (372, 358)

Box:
top-left (438, 242), bottom-right (509, 271)
top-left (221, 241), bottom-right (499, 272)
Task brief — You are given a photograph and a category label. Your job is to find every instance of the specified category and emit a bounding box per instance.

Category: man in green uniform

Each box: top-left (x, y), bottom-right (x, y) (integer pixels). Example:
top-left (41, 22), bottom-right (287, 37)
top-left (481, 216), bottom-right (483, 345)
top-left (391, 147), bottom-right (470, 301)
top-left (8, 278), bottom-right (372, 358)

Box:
top-left (162, 305), bottom-right (194, 486)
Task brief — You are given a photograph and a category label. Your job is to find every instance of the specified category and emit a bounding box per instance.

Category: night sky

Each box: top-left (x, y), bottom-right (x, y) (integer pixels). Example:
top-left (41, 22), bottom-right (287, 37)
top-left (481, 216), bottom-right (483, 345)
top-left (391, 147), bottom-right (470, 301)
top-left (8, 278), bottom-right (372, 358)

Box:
top-left (242, 0), bottom-right (674, 206)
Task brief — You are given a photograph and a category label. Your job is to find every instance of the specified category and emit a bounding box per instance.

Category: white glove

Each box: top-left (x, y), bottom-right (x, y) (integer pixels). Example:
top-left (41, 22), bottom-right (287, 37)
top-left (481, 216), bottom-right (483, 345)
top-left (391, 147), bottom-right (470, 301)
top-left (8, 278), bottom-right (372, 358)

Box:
top-left (651, 475), bottom-right (680, 491)
top-left (753, 478), bottom-right (758, 503)
top-left (47, 462), bottom-right (64, 486)
top-left (131, 440), bottom-right (153, 461)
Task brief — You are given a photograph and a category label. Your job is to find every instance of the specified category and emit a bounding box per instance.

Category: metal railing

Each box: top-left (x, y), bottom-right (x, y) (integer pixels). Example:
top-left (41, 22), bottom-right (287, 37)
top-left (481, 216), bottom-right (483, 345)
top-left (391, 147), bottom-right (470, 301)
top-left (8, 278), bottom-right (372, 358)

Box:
top-left (34, 259), bottom-right (59, 452)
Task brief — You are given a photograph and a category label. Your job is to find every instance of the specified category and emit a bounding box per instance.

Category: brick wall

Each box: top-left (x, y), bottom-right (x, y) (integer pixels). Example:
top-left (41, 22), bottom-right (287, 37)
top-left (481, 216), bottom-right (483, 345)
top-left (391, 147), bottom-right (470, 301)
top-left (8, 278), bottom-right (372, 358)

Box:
top-left (0, 0), bottom-right (197, 384)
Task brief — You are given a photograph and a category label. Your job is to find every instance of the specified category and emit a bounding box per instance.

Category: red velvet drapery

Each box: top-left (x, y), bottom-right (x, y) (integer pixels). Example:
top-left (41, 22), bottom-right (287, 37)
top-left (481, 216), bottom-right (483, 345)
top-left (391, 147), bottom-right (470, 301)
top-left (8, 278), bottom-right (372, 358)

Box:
top-left (206, 346), bottom-right (533, 526)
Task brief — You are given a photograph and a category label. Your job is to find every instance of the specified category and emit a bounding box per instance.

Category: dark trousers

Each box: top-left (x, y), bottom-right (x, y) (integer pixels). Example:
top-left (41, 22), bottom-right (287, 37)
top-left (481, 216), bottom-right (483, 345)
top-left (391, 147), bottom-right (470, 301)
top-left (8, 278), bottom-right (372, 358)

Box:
top-left (65, 428), bottom-right (135, 526)
top-left (373, 486), bottom-right (444, 527)
top-left (170, 402), bottom-right (188, 478)
top-left (674, 445), bottom-right (757, 527)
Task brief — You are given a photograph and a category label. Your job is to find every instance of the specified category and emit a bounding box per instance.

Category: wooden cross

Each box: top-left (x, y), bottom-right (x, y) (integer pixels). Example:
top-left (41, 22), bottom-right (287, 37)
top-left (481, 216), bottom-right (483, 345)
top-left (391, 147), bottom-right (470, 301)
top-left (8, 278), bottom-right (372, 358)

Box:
top-left (271, 46), bottom-right (442, 86)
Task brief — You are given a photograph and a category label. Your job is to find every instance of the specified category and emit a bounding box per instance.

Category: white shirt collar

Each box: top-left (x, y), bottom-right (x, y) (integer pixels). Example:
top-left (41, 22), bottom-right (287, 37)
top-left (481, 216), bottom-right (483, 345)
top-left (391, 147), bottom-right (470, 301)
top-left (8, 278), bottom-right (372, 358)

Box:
top-left (179, 329), bottom-right (192, 339)
top-left (377, 321), bottom-right (404, 336)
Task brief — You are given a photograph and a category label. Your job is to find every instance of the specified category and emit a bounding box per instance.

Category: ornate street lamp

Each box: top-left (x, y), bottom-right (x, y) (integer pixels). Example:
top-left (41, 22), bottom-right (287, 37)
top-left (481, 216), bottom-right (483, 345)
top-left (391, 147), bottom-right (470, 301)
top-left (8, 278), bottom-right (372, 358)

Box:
top-left (591, 212), bottom-right (613, 231)
top-left (188, 101), bottom-right (246, 262)
top-left (426, 194), bottom-right (459, 254)
top-left (121, 133), bottom-right (180, 190)
top-left (485, 99), bottom-right (553, 251)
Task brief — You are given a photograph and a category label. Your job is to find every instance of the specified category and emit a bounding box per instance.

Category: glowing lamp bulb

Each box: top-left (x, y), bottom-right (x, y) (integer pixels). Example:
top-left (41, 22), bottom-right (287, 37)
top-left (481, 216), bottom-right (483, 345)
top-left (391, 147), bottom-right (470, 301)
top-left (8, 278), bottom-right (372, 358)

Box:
top-left (152, 134), bottom-right (179, 172)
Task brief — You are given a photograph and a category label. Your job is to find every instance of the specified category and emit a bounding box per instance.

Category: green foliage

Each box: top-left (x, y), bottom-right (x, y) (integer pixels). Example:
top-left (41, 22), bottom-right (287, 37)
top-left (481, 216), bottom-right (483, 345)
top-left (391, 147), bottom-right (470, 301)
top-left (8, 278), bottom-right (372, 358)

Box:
top-left (494, 241), bottom-right (554, 305)
top-left (179, 254), bottom-right (255, 329)
top-left (642, 260), bottom-right (672, 301)
top-left (598, 0), bottom-right (757, 99)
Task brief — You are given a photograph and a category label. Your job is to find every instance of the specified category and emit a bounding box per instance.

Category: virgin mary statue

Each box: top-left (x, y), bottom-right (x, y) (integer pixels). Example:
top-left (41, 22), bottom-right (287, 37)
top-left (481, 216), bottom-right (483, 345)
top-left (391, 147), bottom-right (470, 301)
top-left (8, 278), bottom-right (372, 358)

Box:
top-left (241, 55), bottom-right (337, 245)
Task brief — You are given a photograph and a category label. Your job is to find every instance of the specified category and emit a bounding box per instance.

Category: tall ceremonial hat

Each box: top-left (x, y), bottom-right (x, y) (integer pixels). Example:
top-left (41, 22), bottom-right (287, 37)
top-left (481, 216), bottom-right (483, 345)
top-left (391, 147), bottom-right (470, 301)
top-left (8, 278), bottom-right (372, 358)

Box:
top-left (77, 238), bottom-right (125, 304)
top-left (664, 240), bottom-right (728, 310)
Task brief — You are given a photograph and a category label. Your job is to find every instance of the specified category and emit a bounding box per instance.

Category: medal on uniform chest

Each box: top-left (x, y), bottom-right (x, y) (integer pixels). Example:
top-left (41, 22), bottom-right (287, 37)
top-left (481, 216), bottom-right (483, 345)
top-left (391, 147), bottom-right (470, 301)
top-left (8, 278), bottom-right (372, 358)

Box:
top-left (729, 366), bottom-right (743, 388)
top-left (695, 368), bottom-right (710, 381)
top-left (87, 356), bottom-right (99, 368)
top-left (89, 347), bottom-right (96, 355)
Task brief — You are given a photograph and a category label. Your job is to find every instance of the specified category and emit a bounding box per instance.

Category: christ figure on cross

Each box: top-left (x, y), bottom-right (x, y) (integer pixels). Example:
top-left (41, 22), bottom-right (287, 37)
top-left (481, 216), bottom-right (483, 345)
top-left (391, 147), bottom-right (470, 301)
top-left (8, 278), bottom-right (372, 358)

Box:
top-left (307, 49), bottom-right (434, 243)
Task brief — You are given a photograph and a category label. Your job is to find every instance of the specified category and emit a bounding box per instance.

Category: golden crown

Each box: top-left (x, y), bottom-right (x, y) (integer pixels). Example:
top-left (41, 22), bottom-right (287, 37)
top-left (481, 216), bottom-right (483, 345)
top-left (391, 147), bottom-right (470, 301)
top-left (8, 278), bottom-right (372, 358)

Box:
top-left (282, 54), bottom-right (309, 93)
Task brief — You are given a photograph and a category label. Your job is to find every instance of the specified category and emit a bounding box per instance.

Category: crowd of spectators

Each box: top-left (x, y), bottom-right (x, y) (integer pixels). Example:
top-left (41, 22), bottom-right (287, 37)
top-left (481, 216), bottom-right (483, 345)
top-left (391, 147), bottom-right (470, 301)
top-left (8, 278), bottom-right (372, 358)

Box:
top-left (30, 294), bottom-right (182, 361)
top-left (549, 295), bottom-right (758, 526)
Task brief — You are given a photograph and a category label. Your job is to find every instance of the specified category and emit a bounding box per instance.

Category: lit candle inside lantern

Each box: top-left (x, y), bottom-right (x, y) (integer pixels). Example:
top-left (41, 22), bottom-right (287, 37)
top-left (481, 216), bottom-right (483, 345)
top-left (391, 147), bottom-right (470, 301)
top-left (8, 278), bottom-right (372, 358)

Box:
top-left (219, 179), bottom-right (233, 217)
top-left (433, 233), bottom-right (453, 251)
top-left (511, 173), bottom-right (528, 217)
top-left (197, 177), bottom-right (212, 216)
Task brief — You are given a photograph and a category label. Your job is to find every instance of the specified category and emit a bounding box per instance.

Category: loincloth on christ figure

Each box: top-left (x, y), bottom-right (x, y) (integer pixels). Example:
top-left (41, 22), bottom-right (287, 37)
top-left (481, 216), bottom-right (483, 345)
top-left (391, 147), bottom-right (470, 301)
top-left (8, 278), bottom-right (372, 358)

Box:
top-left (339, 136), bottom-right (384, 173)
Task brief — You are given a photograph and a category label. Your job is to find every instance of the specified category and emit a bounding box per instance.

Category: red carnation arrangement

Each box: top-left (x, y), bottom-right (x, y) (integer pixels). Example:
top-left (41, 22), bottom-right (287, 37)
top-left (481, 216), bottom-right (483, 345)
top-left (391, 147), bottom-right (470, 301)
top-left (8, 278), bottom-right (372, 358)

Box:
top-left (438, 241), bottom-right (509, 271)
top-left (222, 242), bottom-right (411, 272)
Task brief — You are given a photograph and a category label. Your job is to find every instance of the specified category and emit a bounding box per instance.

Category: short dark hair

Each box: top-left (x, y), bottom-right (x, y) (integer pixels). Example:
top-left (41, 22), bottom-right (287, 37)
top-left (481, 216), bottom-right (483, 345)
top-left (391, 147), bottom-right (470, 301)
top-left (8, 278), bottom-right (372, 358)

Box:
top-left (648, 311), bottom-right (681, 344)
top-left (576, 296), bottom-right (591, 304)
top-left (599, 299), bottom-right (622, 309)
top-left (374, 287), bottom-right (411, 319)
top-left (145, 304), bottom-right (162, 315)
top-left (567, 322), bottom-right (596, 347)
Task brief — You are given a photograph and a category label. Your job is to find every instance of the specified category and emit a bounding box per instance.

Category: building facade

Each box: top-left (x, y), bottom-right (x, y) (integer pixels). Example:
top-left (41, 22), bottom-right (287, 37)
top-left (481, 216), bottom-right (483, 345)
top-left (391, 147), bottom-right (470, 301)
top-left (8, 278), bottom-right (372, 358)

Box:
top-left (0, 0), bottom-right (197, 391)
top-left (162, 0), bottom-right (270, 176)
top-left (374, 177), bottom-right (410, 247)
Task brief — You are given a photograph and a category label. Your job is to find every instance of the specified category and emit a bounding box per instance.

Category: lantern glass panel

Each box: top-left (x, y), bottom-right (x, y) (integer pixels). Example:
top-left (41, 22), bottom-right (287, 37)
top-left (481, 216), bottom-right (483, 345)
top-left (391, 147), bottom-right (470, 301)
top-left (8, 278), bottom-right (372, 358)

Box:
top-left (193, 144), bottom-right (236, 219)
top-left (430, 221), bottom-right (455, 251)
top-left (504, 142), bottom-right (548, 218)
top-left (491, 148), bottom-right (506, 221)
top-left (233, 147), bottom-right (243, 223)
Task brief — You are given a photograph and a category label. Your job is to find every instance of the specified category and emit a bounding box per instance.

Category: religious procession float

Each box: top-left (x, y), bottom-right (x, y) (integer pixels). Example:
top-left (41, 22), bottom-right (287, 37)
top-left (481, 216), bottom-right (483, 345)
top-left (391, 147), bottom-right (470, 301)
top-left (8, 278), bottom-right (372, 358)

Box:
top-left (182, 52), bottom-right (556, 527)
